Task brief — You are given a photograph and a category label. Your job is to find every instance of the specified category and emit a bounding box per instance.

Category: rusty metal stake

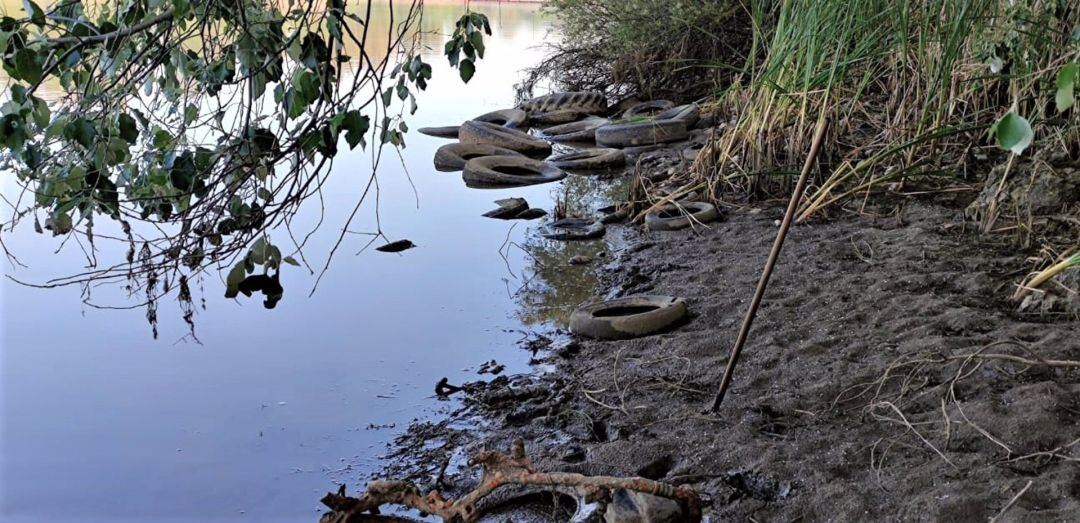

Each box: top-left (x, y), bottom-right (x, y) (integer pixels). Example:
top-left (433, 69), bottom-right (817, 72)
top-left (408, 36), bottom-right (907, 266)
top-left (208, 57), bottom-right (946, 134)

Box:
top-left (708, 117), bottom-right (830, 413)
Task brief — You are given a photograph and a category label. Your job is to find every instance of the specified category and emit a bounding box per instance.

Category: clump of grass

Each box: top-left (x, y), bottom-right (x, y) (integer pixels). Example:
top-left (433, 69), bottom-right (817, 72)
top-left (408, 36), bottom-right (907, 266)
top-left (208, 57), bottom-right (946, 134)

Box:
top-left (1015, 249), bottom-right (1080, 300)
top-left (692, 0), bottom-right (1079, 220)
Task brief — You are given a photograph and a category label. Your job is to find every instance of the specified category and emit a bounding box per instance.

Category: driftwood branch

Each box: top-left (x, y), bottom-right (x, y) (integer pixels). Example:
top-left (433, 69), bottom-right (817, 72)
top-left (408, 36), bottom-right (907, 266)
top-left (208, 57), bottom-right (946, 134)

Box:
top-left (319, 439), bottom-right (702, 522)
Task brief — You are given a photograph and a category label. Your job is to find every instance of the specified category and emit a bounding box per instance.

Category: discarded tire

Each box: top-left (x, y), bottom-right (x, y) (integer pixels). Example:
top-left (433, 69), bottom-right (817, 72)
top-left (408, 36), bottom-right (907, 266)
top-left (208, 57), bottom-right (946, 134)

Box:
top-left (530, 109), bottom-right (586, 126)
top-left (482, 197), bottom-right (529, 219)
top-left (622, 100), bottom-right (675, 119)
top-left (459, 120), bottom-right (552, 156)
top-left (540, 117), bottom-right (611, 142)
top-left (654, 103), bottom-right (700, 127)
top-left (570, 295), bottom-right (688, 340)
top-left (518, 91), bottom-right (607, 115)
top-left (474, 108), bottom-right (528, 129)
top-left (645, 201), bottom-right (720, 231)
top-left (417, 125), bottom-right (460, 139)
top-left (462, 156), bottom-right (566, 188)
top-left (596, 119), bottom-right (688, 147)
top-left (541, 218), bottom-right (605, 241)
top-left (474, 490), bottom-right (589, 522)
top-left (547, 148), bottom-right (626, 171)
top-left (433, 143), bottom-right (524, 172)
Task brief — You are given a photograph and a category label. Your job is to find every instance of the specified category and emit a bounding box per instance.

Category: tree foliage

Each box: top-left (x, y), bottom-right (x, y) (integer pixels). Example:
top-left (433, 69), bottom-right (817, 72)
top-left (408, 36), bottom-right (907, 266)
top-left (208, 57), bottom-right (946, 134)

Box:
top-left (0, 0), bottom-right (488, 336)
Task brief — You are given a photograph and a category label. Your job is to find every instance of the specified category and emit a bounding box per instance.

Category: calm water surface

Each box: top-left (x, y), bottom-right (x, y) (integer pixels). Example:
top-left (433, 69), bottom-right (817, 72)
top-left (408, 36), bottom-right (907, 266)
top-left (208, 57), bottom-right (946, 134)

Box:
top-left (0, 2), bottom-right (613, 521)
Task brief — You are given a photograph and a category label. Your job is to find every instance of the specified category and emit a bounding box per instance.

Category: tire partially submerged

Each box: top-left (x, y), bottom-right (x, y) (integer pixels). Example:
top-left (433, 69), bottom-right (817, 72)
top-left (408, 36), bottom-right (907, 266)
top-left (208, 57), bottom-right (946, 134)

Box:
top-left (463, 156), bottom-right (566, 188)
top-left (540, 117), bottom-right (611, 143)
top-left (645, 201), bottom-right (720, 231)
top-left (547, 148), bottom-right (625, 171)
top-left (474, 108), bottom-right (528, 129)
top-left (433, 143), bottom-right (524, 172)
top-left (418, 125), bottom-right (460, 139)
top-left (540, 218), bottom-right (605, 241)
top-left (596, 119), bottom-right (688, 147)
top-left (460, 120), bottom-right (552, 156)
top-left (570, 295), bottom-right (688, 340)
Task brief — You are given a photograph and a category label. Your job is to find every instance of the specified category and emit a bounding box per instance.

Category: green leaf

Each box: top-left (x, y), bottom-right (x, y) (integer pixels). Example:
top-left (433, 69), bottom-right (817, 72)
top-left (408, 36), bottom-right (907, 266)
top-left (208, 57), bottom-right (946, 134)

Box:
top-left (63, 118), bottom-right (97, 149)
top-left (459, 59), bottom-right (475, 83)
top-left (169, 152), bottom-right (196, 191)
top-left (991, 111), bottom-right (1033, 155)
top-left (249, 237), bottom-right (269, 265)
top-left (469, 31), bottom-right (485, 59)
top-left (381, 87), bottom-right (393, 107)
top-left (283, 256), bottom-right (300, 266)
top-left (340, 110), bottom-right (369, 149)
top-left (225, 262), bottom-right (246, 297)
top-left (22, 0), bottom-right (44, 26)
top-left (118, 113), bottom-right (139, 144)
top-left (1055, 63), bottom-right (1077, 113)
top-left (30, 96), bottom-right (49, 127)
top-left (12, 48), bottom-right (43, 84)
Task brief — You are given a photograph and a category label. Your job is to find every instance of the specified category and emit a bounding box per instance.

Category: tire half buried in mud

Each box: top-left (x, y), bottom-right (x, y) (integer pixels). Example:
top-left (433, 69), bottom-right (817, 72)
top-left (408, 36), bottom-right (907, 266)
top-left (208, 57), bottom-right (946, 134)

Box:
top-left (547, 148), bottom-right (625, 171)
top-left (622, 100), bottom-right (675, 119)
top-left (434, 143), bottom-right (524, 172)
top-left (459, 120), bottom-right (552, 156)
top-left (654, 103), bottom-right (701, 127)
top-left (463, 156), bottom-right (566, 188)
top-left (474, 490), bottom-right (590, 522)
top-left (570, 295), bottom-right (688, 340)
top-left (540, 218), bottom-right (605, 241)
top-left (645, 202), bottom-right (720, 231)
top-left (596, 119), bottom-right (688, 147)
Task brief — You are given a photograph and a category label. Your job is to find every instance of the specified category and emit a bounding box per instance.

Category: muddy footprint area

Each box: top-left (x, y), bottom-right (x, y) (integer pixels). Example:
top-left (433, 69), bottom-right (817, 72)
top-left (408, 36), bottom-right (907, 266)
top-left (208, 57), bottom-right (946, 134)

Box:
top-left (378, 197), bottom-right (1080, 521)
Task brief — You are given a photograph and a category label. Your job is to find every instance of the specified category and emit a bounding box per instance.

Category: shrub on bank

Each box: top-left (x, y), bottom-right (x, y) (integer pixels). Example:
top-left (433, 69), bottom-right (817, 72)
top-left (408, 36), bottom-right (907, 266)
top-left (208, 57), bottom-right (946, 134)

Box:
top-left (522, 0), bottom-right (751, 102)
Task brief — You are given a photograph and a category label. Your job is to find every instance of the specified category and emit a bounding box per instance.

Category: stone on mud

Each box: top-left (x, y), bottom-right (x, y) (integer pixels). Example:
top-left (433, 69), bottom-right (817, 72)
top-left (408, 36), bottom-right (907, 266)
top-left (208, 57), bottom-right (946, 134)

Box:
top-left (604, 488), bottom-right (683, 523)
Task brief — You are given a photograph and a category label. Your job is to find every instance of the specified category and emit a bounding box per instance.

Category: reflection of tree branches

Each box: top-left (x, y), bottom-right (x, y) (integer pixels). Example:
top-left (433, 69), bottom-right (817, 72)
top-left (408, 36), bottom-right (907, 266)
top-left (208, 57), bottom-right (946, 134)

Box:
top-left (502, 175), bottom-right (629, 327)
top-left (0, 0), bottom-right (461, 335)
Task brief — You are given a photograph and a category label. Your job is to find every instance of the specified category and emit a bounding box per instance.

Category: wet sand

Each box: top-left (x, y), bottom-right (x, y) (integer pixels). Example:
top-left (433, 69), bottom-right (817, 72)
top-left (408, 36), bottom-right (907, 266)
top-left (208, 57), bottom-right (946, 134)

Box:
top-left (373, 188), bottom-right (1080, 521)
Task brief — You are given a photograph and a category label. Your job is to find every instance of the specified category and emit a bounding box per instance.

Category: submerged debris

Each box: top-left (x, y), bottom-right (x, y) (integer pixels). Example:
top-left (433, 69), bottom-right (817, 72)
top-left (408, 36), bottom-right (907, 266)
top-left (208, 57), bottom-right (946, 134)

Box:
top-left (375, 240), bottom-right (417, 253)
top-left (318, 440), bottom-right (701, 523)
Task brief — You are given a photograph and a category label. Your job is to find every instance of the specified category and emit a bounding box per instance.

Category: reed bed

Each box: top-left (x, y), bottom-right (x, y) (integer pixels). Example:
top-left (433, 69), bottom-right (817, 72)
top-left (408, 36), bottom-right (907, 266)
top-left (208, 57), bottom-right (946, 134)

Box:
top-left (693, 0), bottom-right (1078, 221)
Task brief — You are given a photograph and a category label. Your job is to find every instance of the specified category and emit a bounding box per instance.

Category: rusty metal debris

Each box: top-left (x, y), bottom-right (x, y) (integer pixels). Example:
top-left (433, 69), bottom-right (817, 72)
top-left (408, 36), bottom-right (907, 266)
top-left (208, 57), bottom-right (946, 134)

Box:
top-left (319, 439), bottom-right (701, 522)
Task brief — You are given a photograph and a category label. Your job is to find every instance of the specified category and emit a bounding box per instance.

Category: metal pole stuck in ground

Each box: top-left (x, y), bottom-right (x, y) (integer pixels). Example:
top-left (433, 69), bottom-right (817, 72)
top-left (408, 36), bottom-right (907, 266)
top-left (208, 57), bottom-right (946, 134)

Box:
top-left (707, 117), bottom-right (830, 413)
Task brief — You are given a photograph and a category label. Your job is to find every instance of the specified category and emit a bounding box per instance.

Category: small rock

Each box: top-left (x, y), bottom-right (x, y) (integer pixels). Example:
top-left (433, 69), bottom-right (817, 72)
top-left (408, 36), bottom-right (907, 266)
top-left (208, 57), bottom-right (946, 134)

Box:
top-left (483, 197), bottom-right (529, 219)
top-left (569, 255), bottom-right (593, 265)
top-left (554, 339), bottom-right (581, 358)
top-left (561, 446), bottom-right (586, 463)
top-left (604, 489), bottom-right (683, 523)
top-left (514, 208), bottom-right (548, 220)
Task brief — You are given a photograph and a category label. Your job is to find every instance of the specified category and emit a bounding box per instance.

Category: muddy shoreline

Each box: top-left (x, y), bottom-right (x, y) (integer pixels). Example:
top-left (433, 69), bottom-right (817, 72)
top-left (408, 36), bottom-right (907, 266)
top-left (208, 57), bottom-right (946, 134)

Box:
top-left (356, 171), bottom-right (1080, 520)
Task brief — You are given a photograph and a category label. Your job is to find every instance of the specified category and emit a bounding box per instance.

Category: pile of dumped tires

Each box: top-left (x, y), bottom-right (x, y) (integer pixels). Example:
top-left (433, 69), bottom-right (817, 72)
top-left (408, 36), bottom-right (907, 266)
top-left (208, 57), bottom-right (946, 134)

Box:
top-left (421, 91), bottom-right (718, 188)
top-left (419, 92), bottom-right (721, 341)
top-left (421, 91), bottom-right (725, 242)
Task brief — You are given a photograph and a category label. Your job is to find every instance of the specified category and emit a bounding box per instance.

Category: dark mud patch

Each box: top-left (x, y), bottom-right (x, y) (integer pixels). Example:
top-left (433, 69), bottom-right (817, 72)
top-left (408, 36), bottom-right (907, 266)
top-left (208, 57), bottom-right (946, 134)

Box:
top-left (372, 199), bottom-right (1080, 521)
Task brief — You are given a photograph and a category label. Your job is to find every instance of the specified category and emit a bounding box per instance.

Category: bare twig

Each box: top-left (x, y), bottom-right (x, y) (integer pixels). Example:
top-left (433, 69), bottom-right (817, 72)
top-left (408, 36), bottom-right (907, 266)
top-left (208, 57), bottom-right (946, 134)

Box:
top-left (319, 440), bottom-right (702, 522)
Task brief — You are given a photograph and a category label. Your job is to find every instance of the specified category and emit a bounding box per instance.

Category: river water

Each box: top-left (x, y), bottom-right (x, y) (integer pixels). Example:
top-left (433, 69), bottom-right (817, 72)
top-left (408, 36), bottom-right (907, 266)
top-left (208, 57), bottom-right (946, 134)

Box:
top-left (0, 2), bottom-right (615, 521)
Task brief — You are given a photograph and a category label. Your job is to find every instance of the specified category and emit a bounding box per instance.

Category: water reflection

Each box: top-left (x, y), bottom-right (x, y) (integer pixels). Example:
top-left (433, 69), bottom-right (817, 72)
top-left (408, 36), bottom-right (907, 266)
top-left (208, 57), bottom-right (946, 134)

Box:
top-left (514, 174), bottom-right (630, 327)
top-left (1, 3), bottom-right (563, 522)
